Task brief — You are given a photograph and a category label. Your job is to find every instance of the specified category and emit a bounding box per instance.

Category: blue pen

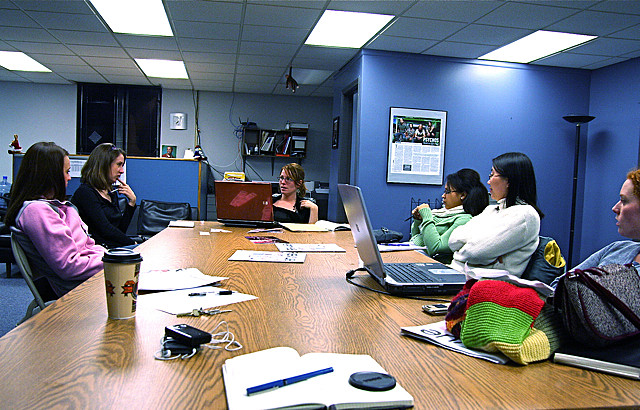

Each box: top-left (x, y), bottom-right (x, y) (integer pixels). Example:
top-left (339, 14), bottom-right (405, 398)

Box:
top-left (383, 243), bottom-right (411, 246)
top-left (246, 367), bottom-right (334, 395)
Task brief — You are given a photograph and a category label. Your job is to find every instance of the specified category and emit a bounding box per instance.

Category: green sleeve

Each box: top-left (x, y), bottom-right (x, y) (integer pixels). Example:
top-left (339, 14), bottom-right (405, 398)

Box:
top-left (415, 208), bottom-right (471, 256)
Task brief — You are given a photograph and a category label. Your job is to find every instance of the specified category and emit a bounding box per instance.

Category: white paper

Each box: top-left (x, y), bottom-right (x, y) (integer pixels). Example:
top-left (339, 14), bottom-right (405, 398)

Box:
top-left (401, 321), bottom-right (509, 364)
top-left (228, 250), bottom-right (306, 263)
top-left (140, 286), bottom-right (257, 315)
top-left (211, 228), bottom-right (232, 233)
top-left (377, 241), bottom-right (427, 252)
top-left (275, 243), bottom-right (345, 253)
top-left (138, 268), bottom-right (226, 291)
top-left (169, 220), bottom-right (195, 228)
top-left (200, 231), bottom-right (211, 235)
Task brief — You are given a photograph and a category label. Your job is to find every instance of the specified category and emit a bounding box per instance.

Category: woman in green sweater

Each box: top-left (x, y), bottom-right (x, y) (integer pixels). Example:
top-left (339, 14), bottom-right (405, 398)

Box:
top-left (410, 169), bottom-right (488, 263)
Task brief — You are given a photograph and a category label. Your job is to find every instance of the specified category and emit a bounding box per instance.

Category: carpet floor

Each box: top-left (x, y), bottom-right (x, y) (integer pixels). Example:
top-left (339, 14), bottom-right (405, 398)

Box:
top-left (0, 264), bottom-right (33, 337)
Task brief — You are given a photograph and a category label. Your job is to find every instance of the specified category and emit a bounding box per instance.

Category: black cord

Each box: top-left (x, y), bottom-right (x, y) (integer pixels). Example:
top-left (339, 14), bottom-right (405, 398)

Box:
top-left (345, 268), bottom-right (451, 303)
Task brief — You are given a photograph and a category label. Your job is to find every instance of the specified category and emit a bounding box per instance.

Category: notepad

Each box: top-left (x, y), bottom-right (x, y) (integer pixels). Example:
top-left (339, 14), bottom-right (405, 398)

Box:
top-left (275, 243), bottom-right (345, 252)
top-left (168, 220), bottom-right (195, 228)
top-left (228, 250), bottom-right (306, 263)
top-left (222, 347), bottom-right (414, 410)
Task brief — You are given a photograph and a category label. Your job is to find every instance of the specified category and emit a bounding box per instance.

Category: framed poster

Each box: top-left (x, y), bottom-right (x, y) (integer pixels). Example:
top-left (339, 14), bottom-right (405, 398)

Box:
top-left (387, 107), bottom-right (447, 185)
top-left (332, 116), bottom-right (339, 149)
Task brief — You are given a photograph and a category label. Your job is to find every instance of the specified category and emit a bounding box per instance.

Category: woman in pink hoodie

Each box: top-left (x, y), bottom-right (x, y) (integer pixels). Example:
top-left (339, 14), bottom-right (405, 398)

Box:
top-left (5, 142), bottom-right (105, 297)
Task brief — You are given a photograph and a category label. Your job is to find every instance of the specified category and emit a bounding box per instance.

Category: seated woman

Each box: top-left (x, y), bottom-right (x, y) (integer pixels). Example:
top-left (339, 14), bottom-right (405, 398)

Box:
top-left (568, 169), bottom-right (640, 271)
top-left (410, 168), bottom-right (488, 263)
top-left (272, 163), bottom-right (318, 223)
top-left (71, 143), bottom-right (137, 248)
top-left (448, 152), bottom-right (543, 277)
top-left (5, 142), bottom-right (105, 297)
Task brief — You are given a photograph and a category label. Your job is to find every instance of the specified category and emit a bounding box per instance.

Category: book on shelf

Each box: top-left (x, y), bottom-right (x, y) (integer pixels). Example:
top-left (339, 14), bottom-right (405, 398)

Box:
top-left (222, 346), bottom-right (414, 410)
top-left (553, 338), bottom-right (640, 380)
top-left (275, 134), bottom-right (291, 156)
top-left (260, 135), bottom-right (275, 153)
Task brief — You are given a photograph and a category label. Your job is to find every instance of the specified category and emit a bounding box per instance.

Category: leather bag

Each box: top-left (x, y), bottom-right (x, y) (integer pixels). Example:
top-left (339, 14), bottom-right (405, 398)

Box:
top-left (554, 263), bottom-right (640, 346)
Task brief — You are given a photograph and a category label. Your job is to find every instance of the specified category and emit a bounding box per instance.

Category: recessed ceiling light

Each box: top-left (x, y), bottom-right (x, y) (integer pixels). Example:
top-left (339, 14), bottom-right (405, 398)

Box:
top-left (135, 59), bottom-right (188, 79)
top-left (0, 51), bottom-right (51, 72)
top-left (479, 30), bottom-right (597, 64)
top-left (306, 10), bottom-right (394, 48)
top-left (89, 0), bottom-right (173, 36)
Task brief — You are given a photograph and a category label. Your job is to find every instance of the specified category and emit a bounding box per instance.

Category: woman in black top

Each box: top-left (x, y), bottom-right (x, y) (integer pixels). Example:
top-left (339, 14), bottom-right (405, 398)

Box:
top-left (71, 143), bottom-right (137, 248)
top-left (272, 163), bottom-right (318, 223)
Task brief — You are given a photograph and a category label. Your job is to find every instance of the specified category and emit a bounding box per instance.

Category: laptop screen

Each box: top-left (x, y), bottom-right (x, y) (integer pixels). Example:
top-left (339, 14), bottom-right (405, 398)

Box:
top-left (337, 184), bottom-right (388, 284)
top-left (214, 181), bottom-right (274, 223)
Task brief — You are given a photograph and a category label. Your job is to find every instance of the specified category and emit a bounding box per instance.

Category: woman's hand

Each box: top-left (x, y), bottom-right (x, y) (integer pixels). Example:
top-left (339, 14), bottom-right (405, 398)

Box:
top-left (300, 199), bottom-right (319, 224)
top-left (117, 178), bottom-right (136, 207)
top-left (412, 203), bottom-right (430, 220)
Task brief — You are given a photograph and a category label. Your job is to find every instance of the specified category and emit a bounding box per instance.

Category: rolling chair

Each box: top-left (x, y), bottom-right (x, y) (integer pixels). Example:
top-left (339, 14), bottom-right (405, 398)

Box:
top-left (10, 232), bottom-right (57, 325)
top-left (137, 199), bottom-right (192, 239)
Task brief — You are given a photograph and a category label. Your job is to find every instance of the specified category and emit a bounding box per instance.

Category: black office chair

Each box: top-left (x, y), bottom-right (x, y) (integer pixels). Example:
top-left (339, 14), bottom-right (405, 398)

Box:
top-left (0, 193), bottom-right (15, 277)
top-left (137, 199), bottom-right (192, 239)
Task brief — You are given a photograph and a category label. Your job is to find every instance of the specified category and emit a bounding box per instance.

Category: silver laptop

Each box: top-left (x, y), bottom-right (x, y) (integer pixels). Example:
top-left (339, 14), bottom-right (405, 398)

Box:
top-left (214, 181), bottom-right (278, 228)
top-left (338, 184), bottom-right (467, 295)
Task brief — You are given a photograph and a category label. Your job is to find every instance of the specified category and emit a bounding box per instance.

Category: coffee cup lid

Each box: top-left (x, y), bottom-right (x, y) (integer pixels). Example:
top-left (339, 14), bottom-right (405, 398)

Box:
top-left (102, 248), bottom-right (143, 263)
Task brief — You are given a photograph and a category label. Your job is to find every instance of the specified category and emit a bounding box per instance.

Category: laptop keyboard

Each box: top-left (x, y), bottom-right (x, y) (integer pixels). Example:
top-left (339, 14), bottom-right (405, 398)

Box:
top-left (384, 263), bottom-right (439, 283)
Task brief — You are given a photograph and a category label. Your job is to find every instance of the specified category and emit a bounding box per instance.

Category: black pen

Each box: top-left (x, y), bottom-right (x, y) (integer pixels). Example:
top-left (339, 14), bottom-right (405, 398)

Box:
top-left (188, 290), bottom-right (233, 296)
top-left (404, 215), bottom-right (413, 221)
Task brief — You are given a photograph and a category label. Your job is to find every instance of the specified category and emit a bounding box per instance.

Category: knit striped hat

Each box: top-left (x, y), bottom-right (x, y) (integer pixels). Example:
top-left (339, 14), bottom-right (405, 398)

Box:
top-left (459, 279), bottom-right (561, 364)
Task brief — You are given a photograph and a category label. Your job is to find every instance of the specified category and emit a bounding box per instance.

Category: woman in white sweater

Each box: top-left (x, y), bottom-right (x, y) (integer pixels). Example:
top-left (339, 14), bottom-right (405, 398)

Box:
top-left (448, 152), bottom-right (543, 276)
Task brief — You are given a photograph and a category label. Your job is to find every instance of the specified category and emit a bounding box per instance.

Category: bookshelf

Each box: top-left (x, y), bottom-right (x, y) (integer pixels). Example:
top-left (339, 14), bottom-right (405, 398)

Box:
top-left (242, 123), bottom-right (308, 174)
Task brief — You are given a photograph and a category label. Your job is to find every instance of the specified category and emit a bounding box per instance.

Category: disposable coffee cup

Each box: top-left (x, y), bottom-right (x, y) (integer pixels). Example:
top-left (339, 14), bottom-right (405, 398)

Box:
top-left (102, 248), bottom-right (143, 320)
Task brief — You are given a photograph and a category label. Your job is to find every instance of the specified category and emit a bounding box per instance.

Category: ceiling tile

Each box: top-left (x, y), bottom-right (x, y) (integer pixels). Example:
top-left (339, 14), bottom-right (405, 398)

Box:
top-left (12, 0), bottom-right (93, 14)
top-left (244, 3), bottom-right (321, 28)
top-left (115, 34), bottom-right (179, 50)
top-left (328, 0), bottom-right (413, 15)
top-left (0, 26), bottom-right (58, 42)
top-left (182, 51), bottom-right (236, 64)
top-left (241, 25), bottom-right (308, 44)
top-left (187, 62), bottom-right (235, 74)
top-left (0, 9), bottom-right (39, 27)
top-left (66, 44), bottom-right (127, 58)
top-left (366, 35), bottom-right (436, 54)
top-left (447, 24), bottom-right (531, 45)
top-left (178, 38), bottom-right (238, 54)
top-left (546, 10), bottom-right (640, 36)
top-left (166, 1), bottom-right (244, 23)
top-left (29, 53), bottom-right (86, 65)
top-left (6, 41), bottom-right (73, 54)
top-left (49, 30), bottom-right (118, 46)
top-left (239, 41), bottom-right (298, 56)
top-left (476, 2), bottom-right (579, 29)
top-left (424, 41), bottom-right (496, 59)
top-left (29, 11), bottom-right (106, 31)
top-left (383, 17), bottom-right (467, 41)
top-left (173, 20), bottom-right (240, 41)
top-left (570, 37), bottom-right (640, 56)
top-left (404, 1), bottom-right (502, 23)
top-left (82, 56), bottom-right (137, 68)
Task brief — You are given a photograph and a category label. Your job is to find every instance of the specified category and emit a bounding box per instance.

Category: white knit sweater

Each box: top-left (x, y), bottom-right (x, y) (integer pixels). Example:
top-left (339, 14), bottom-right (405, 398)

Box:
top-left (448, 199), bottom-right (540, 277)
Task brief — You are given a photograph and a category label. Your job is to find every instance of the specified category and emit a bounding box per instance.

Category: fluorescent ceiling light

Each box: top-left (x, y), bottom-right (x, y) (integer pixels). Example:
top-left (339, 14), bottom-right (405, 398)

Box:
top-left (89, 0), bottom-right (173, 36)
top-left (306, 10), bottom-right (394, 48)
top-left (479, 30), bottom-right (596, 64)
top-left (136, 59), bottom-right (188, 79)
top-left (0, 51), bottom-right (50, 72)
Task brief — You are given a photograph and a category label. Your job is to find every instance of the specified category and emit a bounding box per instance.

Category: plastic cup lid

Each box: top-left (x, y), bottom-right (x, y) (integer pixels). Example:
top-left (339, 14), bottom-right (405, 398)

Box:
top-left (102, 248), bottom-right (143, 263)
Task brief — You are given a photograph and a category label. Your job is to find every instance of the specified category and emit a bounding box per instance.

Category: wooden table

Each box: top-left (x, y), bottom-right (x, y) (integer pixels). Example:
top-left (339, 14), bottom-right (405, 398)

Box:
top-left (1, 222), bottom-right (639, 409)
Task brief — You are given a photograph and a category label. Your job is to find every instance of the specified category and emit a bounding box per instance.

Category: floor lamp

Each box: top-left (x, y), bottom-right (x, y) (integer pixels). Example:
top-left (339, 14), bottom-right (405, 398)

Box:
top-left (563, 114), bottom-right (595, 268)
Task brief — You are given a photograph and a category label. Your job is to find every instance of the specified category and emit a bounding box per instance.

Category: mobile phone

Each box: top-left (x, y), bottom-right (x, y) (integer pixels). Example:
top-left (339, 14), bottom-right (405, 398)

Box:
top-left (165, 324), bottom-right (212, 347)
top-left (422, 303), bottom-right (450, 315)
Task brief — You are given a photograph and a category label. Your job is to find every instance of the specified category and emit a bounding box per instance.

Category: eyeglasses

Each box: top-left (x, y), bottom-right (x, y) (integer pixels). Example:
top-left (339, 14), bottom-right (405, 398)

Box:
top-left (278, 176), bottom-right (294, 183)
top-left (443, 188), bottom-right (457, 195)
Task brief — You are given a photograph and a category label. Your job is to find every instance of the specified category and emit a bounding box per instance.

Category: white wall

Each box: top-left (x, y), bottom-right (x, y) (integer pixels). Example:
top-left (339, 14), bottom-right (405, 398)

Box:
top-left (0, 82), bottom-right (76, 180)
top-left (0, 82), bottom-right (333, 186)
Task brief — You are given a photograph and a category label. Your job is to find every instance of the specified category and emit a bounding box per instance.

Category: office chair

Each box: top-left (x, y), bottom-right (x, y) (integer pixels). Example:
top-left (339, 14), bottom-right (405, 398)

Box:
top-left (137, 199), bottom-right (192, 239)
top-left (10, 232), bottom-right (57, 325)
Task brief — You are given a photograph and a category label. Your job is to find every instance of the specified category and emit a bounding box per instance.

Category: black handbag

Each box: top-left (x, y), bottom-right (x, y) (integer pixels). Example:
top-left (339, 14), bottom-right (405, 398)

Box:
top-left (554, 263), bottom-right (640, 346)
top-left (372, 227), bottom-right (403, 244)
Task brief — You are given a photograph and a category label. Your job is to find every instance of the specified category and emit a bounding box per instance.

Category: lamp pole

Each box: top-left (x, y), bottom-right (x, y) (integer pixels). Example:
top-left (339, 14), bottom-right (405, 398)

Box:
top-left (563, 114), bottom-right (595, 269)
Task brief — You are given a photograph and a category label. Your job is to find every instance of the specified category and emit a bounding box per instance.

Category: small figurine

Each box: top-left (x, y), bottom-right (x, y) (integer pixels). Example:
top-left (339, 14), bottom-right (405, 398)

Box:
top-left (8, 134), bottom-right (22, 154)
top-left (194, 145), bottom-right (207, 161)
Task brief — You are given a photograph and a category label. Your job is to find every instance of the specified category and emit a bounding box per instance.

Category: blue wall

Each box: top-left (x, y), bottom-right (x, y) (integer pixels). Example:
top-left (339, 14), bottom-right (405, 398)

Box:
top-left (580, 58), bottom-right (640, 260)
top-left (334, 49), bottom-right (593, 263)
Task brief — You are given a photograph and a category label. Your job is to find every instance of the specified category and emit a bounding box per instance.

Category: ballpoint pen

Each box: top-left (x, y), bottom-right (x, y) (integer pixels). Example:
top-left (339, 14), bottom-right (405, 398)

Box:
top-left (404, 215), bottom-right (413, 221)
top-left (383, 243), bottom-right (411, 246)
top-left (246, 367), bottom-right (334, 395)
top-left (188, 290), bottom-right (233, 296)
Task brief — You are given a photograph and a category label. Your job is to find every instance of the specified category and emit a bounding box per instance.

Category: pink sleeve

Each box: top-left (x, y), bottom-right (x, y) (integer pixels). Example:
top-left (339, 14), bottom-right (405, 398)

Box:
top-left (18, 202), bottom-right (104, 281)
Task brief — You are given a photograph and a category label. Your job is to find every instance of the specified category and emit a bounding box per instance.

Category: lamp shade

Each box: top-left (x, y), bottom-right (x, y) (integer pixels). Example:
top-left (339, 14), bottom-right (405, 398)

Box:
top-left (563, 115), bottom-right (595, 124)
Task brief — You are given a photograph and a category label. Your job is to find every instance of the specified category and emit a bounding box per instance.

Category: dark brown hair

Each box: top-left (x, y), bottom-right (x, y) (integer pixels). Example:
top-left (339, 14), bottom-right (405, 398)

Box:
top-left (81, 143), bottom-right (127, 191)
top-left (5, 142), bottom-right (69, 226)
top-left (281, 163), bottom-right (307, 197)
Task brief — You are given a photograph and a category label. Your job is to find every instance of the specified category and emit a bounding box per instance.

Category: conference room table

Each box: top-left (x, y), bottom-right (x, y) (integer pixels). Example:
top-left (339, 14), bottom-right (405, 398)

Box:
top-left (1, 222), bottom-right (639, 409)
